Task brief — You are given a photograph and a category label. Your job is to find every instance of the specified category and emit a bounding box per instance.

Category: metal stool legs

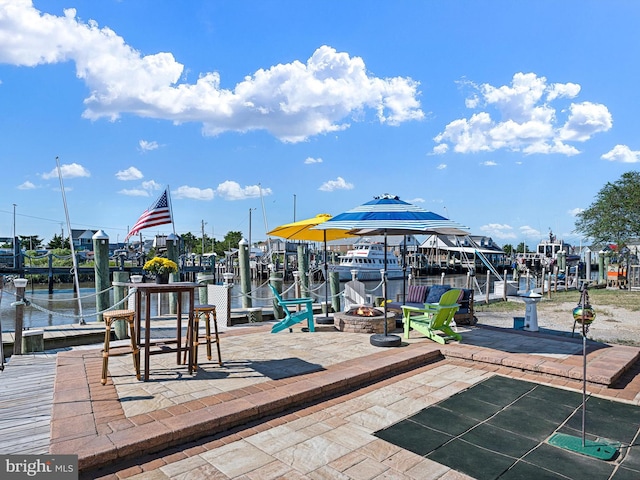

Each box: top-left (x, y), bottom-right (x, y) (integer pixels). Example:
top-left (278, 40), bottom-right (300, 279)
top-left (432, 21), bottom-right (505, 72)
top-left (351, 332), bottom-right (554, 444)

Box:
top-left (101, 310), bottom-right (140, 385)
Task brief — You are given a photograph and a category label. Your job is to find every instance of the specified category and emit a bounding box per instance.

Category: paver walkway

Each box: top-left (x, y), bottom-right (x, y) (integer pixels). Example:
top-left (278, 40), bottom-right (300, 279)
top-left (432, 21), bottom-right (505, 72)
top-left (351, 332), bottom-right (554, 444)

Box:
top-left (3, 318), bottom-right (640, 479)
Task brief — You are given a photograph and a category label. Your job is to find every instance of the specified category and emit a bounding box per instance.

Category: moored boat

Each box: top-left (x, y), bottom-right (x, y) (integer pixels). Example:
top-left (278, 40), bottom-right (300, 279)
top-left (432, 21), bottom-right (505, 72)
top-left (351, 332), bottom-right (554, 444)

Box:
top-left (327, 239), bottom-right (404, 281)
top-left (516, 231), bottom-right (580, 273)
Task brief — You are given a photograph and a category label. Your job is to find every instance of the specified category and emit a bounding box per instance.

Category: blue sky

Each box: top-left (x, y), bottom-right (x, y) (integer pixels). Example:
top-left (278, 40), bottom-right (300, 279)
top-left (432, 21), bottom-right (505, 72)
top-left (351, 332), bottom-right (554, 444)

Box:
top-left (1, 0), bottom-right (638, 249)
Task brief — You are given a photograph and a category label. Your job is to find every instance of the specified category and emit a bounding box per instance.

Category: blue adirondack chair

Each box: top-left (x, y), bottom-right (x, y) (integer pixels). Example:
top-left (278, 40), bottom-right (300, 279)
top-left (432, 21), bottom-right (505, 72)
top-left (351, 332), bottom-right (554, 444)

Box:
top-left (401, 288), bottom-right (462, 344)
top-left (268, 284), bottom-right (315, 333)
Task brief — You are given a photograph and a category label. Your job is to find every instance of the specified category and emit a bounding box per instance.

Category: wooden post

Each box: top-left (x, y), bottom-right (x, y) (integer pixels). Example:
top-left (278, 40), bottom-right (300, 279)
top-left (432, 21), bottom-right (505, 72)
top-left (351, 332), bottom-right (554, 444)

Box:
top-left (196, 272), bottom-right (210, 304)
top-left (112, 271), bottom-right (129, 339)
top-left (13, 278), bottom-right (27, 355)
top-left (48, 252), bottom-right (54, 294)
top-left (297, 244), bottom-right (309, 298)
top-left (486, 271), bottom-right (490, 304)
top-left (541, 268), bottom-right (546, 296)
top-left (239, 238), bottom-right (252, 308)
top-left (330, 271), bottom-right (340, 313)
top-left (270, 271), bottom-right (284, 320)
top-left (502, 270), bottom-right (507, 301)
top-left (93, 230), bottom-right (110, 323)
top-left (167, 233), bottom-right (179, 314)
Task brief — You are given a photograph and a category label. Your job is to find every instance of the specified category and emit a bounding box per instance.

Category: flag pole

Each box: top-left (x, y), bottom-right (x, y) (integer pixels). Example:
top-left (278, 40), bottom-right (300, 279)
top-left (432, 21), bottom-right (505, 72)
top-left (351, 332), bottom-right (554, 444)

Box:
top-left (166, 185), bottom-right (176, 235)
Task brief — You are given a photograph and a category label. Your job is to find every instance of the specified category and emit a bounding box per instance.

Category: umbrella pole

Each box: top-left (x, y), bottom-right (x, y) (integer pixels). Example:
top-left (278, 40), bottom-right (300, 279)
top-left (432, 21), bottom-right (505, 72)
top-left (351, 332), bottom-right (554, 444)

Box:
top-left (370, 230), bottom-right (401, 347)
top-left (324, 232), bottom-right (329, 318)
top-left (316, 231), bottom-right (334, 325)
top-left (402, 235), bottom-right (407, 307)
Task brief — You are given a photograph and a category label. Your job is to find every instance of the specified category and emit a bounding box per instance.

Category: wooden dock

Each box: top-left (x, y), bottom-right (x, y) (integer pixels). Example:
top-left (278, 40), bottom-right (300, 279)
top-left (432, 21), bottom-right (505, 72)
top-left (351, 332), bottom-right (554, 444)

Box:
top-left (0, 351), bottom-right (57, 454)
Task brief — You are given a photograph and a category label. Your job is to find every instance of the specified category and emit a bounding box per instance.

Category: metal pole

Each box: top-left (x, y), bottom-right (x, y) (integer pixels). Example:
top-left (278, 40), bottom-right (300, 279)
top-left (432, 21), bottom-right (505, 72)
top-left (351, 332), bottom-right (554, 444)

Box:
top-left (582, 323), bottom-right (587, 447)
top-left (56, 157), bottom-right (85, 325)
top-left (12, 204), bottom-right (17, 270)
top-left (581, 286), bottom-right (588, 447)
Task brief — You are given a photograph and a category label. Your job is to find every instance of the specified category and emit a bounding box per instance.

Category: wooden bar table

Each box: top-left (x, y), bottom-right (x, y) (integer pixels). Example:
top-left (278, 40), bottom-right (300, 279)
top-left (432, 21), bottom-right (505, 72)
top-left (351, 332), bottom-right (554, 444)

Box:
top-left (129, 282), bottom-right (199, 381)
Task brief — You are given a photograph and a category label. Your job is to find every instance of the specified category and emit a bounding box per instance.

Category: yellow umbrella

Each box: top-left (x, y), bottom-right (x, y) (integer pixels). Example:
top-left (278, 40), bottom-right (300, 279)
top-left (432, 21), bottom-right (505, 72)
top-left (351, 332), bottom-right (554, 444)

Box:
top-left (267, 213), bottom-right (356, 242)
top-left (267, 214), bottom-right (355, 319)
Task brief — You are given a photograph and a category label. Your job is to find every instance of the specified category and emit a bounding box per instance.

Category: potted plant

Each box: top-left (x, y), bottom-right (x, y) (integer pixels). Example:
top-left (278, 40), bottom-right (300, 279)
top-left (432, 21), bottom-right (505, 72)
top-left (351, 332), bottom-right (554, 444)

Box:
top-left (143, 257), bottom-right (178, 284)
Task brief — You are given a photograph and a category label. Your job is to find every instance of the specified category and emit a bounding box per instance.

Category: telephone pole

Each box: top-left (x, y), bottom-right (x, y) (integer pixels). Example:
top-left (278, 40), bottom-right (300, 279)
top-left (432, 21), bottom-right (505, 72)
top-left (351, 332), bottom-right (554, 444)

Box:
top-left (201, 220), bottom-right (207, 254)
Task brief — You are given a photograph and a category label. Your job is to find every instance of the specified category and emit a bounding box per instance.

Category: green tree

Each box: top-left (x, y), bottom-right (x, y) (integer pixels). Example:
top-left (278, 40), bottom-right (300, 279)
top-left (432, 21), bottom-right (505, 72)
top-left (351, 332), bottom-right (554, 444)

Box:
top-left (181, 232), bottom-right (198, 255)
top-left (19, 235), bottom-right (43, 250)
top-left (516, 242), bottom-right (529, 254)
top-left (215, 231), bottom-right (242, 257)
top-left (47, 234), bottom-right (70, 249)
top-left (502, 244), bottom-right (514, 256)
top-left (575, 171), bottom-right (640, 246)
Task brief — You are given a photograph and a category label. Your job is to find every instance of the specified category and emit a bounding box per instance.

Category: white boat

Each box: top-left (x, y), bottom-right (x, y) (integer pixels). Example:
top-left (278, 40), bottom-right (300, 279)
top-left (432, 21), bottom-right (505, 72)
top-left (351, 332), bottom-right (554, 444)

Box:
top-left (516, 231), bottom-right (580, 272)
top-left (328, 239), bottom-right (404, 281)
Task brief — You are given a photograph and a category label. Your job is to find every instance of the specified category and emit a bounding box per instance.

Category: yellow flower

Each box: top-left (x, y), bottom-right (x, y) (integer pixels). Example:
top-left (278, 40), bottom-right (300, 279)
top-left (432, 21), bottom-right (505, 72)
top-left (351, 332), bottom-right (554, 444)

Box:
top-left (143, 257), bottom-right (178, 274)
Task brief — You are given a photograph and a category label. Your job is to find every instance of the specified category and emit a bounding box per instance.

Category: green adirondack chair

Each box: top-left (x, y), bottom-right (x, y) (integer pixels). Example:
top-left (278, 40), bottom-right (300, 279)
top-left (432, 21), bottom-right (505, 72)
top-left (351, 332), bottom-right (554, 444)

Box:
top-left (269, 284), bottom-right (315, 333)
top-left (401, 288), bottom-right (462, 344)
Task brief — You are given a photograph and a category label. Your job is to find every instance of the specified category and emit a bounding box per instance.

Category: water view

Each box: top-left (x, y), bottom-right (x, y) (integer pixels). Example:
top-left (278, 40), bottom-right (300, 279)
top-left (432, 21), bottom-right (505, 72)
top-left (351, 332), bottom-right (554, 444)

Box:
top-left (0, 274), bottom-right (482, 332)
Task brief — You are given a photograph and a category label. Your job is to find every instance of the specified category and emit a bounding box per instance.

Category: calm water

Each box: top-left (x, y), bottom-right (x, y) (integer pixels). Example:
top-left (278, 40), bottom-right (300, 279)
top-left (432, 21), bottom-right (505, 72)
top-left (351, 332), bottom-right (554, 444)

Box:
top-left (0, 274), bottom-right (485, 332)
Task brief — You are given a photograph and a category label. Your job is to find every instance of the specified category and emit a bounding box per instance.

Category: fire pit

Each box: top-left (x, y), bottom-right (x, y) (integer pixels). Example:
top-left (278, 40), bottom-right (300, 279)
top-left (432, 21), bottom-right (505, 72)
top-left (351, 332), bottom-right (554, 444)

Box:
top-left (334, 306), bottom-right (396, 334)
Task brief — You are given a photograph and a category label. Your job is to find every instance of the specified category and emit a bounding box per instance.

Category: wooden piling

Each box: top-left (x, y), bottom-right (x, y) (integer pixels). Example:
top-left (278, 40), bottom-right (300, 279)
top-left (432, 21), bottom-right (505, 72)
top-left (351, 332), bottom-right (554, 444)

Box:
top-left (167, 233), bottom-right (180, 314)
top-left (93, 230), bottom-right (110, 323)
top-left (297, 244), bottom-right (309, 298)
top-left (239, 238), bottom-right (252, 308)
top-left (13, 280), bottom-right (26, 355)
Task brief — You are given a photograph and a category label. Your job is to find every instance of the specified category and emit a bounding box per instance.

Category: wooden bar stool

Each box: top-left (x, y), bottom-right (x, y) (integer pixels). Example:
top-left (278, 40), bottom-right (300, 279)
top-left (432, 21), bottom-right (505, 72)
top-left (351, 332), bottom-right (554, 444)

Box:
top-left (101, 309), bottom-right (140, 385)
top-left (185, 304), bottom-right (222, 368)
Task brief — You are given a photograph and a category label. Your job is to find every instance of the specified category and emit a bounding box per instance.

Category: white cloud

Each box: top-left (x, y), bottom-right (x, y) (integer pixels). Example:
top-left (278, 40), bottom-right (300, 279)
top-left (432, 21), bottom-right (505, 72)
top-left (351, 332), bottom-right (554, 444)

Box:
top-left (119, 188), bottom-right (150, 197)
top-left (481, 160), bottom-right (497, 166)
top-left (215, 181), bottom-right (271, 200)
top-left (141, 180), bottom-right (161, 191)
top-left (118, 179), bottom-right (161, 196)
top-left (432, 143), bottom-right (448, 154)
top-left (318, 176), bottom-right (354, 192)
top-left (601, 144), bottom-right (640, 163)
top-left (519, 225), bottom-right (541, 238)
top-left (546, 82), bottom-right (580, 102)
top-left (17, 180), bottom-right (36, 190)
top-left (480, 223), bottom-right (516, 240)
top-left (173, 185), bottom-right (214, 200)
top-left (407, 197), bottom-right (425, 203)
top-left (41, 162), bottom-right (90, 179)
top-left (436, 163), bottom-right (447, 170)
top-left (139, 140), bottom-right (159, 152)
top-left (557, 102), bottom-right (612, 142)
top-left (568, 207), bottom-right (584, 217)
top-left (304, 157), bottom-right (323, 164)
top-left (434, 72), bottom-right (611, 156)
top-left (115, 166), bottom-right (143, 181)
top-left (465, 94), bottom-right (480, 109)
top-left (0, 3), bottom-right (423, 142)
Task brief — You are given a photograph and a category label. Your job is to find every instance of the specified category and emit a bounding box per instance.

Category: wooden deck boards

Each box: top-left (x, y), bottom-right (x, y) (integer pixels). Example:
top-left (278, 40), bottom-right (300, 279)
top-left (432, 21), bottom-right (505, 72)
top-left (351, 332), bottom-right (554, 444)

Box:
top-left (0, 352), bottom-right (57, 454)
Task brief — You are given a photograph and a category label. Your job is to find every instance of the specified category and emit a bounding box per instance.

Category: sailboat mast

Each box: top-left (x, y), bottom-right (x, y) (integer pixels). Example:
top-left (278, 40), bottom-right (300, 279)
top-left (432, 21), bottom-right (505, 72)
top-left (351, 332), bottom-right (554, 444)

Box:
top-left (56, 156), bottom-right (85, 325)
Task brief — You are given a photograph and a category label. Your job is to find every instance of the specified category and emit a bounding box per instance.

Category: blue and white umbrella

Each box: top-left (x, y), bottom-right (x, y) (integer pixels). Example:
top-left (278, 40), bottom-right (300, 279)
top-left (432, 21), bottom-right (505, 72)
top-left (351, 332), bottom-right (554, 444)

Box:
top-left (313, 194), bottom-right (468, 346)
top-left (313, 194), bottom-right (468, 236)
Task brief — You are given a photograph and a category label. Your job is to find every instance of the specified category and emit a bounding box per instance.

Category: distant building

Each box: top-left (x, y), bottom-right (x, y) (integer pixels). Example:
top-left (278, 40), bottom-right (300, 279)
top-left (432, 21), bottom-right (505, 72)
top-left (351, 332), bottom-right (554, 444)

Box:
top-left (420, 234), bottom-right (508, 272)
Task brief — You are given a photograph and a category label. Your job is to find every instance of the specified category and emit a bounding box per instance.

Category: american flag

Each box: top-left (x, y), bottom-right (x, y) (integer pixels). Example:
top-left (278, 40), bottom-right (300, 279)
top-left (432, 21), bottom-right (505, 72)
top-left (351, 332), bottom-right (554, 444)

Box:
top-left (124, 188), bottom-right (173, 241)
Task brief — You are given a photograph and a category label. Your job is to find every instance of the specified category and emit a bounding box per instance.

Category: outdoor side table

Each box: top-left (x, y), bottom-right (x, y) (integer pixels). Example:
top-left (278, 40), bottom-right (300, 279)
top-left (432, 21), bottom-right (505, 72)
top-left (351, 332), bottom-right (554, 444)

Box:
top-left (130, 282), bottom-right (199, 381)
